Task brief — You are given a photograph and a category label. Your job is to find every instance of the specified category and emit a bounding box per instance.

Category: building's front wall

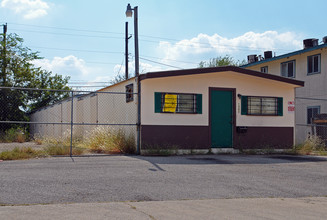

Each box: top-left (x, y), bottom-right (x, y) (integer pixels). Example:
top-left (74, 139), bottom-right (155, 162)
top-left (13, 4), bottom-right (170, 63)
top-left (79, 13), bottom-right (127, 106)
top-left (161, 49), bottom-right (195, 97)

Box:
top-left (245, 47), bottom-right (327, 143)
top-left (141, 71), bottom-right (297, 149)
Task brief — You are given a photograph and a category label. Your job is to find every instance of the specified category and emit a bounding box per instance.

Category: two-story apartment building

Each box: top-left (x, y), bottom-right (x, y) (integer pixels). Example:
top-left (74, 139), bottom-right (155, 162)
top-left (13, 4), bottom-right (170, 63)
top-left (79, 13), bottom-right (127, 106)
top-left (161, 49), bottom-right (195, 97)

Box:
top-left (242, 38), bottom-right (327, 144)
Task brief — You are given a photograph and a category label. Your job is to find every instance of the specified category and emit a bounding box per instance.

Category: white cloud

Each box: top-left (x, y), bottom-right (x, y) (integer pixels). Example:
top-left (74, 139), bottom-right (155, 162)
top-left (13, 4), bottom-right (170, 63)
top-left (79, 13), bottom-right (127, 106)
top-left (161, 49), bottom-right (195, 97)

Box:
top-left (1, 0), bottom-right (50, 19)
top-left (158, 31), bottom-right (303, 65)
top-left (32, 55), bottom-right (91, 80)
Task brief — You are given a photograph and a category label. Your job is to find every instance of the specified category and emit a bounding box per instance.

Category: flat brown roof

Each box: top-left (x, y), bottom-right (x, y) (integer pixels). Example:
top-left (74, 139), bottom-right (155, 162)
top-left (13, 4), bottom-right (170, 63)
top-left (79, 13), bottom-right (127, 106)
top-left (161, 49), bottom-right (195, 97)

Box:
top-left (140, 66), bottom-right (304, 87)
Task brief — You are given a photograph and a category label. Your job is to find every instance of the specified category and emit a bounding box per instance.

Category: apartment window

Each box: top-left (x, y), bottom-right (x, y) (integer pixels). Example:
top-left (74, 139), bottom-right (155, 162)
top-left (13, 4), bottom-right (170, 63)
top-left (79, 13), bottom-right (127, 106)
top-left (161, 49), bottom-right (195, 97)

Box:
top-left (307, 54), bottom-right (321, 75)
top-left (261, 66), bottom-right (268, 73)
top-left (125, 84), bottom-right (134, 103)
top-left (154, 92), bottom-right (202, 114)
top-left (307, 106), bottom-right (320, 124)
top-left (241, 96), bottom-right (283, 116)
top-left (281, 60), bottom-right (295, 78)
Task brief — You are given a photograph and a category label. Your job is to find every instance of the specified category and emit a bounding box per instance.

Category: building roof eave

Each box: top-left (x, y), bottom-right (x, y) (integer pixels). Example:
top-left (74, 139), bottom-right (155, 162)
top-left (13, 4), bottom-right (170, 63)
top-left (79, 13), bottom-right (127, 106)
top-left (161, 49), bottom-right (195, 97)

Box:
top-left (139, 66), bottom-right (304, 87)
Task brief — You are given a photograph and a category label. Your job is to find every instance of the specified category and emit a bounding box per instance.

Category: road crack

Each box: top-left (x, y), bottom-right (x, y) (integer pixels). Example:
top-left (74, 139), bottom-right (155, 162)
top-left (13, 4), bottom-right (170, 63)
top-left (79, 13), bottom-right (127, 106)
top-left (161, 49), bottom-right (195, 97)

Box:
top-left (126, 202), bottom-right (156, 220)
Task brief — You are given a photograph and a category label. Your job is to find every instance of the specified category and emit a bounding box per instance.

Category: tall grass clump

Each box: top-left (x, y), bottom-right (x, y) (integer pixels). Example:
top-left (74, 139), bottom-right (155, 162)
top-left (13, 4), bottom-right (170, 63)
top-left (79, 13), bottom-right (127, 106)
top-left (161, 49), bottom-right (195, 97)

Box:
top-left (39, 130), bottom-right (84, 156)
top-left (82, 126), bottom-right (136, 154)
top-left (0, 147), bottom-right (45, 160)
top-left (295, 135), bottom-right (327, 155)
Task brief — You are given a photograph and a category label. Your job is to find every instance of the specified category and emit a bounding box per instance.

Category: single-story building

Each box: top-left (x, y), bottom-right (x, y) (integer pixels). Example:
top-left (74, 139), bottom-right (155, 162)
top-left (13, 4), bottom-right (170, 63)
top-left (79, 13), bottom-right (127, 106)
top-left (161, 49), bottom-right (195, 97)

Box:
top-left (140, 66), bottom-right (303, 150)
top-left (30, 66), bottom-right (304, 152)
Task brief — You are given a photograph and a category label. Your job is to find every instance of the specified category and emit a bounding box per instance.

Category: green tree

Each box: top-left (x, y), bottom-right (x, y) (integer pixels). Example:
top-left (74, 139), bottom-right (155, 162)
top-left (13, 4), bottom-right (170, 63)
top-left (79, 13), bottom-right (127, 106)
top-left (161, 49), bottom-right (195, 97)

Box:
top-left (198, 55), bottom-right (246, 68)
top-left (0, 33), bottom-right (70, 132)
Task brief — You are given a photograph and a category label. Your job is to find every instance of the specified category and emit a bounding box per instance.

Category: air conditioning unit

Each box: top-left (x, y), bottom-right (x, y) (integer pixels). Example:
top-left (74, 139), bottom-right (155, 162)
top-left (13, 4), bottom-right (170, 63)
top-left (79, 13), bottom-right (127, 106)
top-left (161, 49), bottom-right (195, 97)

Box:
top-left (303, 38), bottom-right (319, 49)
top-left (247, 55), bottom-right (258, 64)
top-left (264, 51), bottom-right (273, 59)
top-left (323, 36), bottom-right (327, 44)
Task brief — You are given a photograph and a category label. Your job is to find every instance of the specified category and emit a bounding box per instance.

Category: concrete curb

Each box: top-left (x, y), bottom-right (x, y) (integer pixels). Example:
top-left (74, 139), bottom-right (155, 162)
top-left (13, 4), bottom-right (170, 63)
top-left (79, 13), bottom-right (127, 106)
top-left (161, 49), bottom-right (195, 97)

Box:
top-left (1, 197), bottom-right (327, 220)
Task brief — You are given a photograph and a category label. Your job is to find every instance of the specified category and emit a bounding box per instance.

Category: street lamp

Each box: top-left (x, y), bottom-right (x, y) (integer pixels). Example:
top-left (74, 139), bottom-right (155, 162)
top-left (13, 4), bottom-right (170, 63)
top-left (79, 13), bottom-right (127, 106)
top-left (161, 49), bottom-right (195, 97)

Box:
top-left (126, 3), bottom-right (140, 155)
top-left (126, 3), bottom-right (139, 77)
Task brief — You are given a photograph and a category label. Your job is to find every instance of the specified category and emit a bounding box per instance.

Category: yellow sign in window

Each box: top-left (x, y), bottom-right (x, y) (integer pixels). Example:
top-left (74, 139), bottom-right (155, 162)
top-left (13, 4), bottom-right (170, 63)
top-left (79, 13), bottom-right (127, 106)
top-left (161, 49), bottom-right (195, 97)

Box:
top-left (163, 94), bottom-right (177, 112)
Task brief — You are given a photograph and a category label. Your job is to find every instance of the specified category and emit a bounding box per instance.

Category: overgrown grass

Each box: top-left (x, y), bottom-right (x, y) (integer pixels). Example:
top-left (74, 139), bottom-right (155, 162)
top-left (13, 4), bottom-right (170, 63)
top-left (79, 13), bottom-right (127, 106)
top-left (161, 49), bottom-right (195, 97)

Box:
top-left (40, 131), bottom-right (85, 156)
top-left (0, 147), bottom-right (45, 160)
top-left (0, 127), bottom-right (28, 143)
top-left (44, 144), bottom-right (84, 156)
top-left (80, 126), bottom-right (136, 154)
top-left (0, 127), bottom-right (136, 160)
top-left (293, 135), bottom-right (327, 155)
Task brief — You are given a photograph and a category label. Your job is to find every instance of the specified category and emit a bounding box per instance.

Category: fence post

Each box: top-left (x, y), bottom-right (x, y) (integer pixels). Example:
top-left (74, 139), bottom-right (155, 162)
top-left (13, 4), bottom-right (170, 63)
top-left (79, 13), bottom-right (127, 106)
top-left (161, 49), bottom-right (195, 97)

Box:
top-left (70, 90), bottom-right (74, 157)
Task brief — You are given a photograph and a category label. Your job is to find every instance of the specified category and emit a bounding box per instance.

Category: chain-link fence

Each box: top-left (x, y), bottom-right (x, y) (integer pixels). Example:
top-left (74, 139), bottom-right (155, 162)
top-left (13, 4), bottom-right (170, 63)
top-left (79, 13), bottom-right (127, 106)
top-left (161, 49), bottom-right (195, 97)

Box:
top-left (0, 86), bottom-right (138, 156)
top-left (295, 96), bottom-right (327, 144)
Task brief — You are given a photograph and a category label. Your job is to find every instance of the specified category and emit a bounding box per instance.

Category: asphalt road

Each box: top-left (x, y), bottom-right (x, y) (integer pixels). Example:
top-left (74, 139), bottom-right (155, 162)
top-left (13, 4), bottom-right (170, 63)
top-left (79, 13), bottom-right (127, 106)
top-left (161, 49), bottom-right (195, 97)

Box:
top-left (1, 155), bottom-right (327, 205)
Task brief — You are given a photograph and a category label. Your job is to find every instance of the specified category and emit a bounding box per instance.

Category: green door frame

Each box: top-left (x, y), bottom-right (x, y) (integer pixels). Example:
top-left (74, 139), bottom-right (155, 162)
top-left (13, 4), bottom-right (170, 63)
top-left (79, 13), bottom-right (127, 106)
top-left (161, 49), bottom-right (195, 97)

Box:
top-left (209, 87), bottom-right (236, 148)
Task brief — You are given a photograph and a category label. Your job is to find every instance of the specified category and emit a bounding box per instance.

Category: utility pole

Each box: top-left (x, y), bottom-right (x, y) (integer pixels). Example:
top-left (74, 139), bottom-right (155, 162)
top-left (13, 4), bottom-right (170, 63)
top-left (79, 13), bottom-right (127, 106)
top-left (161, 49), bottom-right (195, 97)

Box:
top-left (1, 23), bottom-right (7, 85)
top-left (125, 22), bottom-right (129, 80)
top-left (125, 22), bottom-right (132, 80)
top-left (0, 23), bottom-right (7, 132)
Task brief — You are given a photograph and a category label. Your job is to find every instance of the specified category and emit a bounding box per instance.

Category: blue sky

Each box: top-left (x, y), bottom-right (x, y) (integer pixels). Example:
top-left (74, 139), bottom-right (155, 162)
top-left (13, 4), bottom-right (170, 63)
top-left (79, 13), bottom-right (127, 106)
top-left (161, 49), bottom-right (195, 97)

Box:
top-left (1, 0), bottom-right (326, 89)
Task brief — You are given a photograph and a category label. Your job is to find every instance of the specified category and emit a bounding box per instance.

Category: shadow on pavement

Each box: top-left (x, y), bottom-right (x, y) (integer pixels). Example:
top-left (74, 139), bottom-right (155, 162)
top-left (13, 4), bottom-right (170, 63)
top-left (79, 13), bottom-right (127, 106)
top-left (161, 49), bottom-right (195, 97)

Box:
top-left (130, 154), bottom-right (327, 168)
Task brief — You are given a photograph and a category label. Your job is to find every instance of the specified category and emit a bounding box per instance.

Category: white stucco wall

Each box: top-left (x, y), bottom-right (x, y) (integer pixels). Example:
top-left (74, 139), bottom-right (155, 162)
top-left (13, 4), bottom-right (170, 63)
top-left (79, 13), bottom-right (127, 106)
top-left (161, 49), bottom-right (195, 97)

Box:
top-left (141, 71), bottom-right (299, 127)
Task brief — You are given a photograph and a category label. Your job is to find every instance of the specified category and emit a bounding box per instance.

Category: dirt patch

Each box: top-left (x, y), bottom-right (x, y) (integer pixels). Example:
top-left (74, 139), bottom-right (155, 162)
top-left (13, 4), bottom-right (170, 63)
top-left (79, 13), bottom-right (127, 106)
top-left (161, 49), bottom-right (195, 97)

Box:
top-left (0, 142), bottom-right (45, 153)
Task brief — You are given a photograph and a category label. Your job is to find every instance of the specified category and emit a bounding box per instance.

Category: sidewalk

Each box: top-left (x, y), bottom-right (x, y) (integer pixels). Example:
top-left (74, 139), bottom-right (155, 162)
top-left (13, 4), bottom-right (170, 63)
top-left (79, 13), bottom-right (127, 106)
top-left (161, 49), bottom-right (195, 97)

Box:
top-left (1, 197), bottom-right (327, 220)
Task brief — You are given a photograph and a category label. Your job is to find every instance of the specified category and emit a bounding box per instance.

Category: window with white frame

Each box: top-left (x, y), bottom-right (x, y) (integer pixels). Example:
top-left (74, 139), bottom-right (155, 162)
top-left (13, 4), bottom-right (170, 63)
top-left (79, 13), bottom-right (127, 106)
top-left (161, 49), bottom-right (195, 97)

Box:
top-left (281, 60), bottom-right (295, 78)
top-left (261, 66), bottom-right (268, 73)
top-left (307, 106), bottom-right (320, 124)
top-left (307, 54), bottom-right (321, 75)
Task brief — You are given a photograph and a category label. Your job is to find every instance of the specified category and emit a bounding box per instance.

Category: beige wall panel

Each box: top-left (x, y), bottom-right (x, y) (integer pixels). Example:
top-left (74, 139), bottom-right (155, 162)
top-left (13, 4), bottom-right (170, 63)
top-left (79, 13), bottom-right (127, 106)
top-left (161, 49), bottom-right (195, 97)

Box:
top-left (141, 71), bottom-right (297, 127)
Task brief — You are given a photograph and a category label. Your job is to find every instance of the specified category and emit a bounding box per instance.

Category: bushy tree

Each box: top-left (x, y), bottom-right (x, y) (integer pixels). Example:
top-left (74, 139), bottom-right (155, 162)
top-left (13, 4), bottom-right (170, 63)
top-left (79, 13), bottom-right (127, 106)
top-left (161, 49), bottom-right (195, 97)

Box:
top-left (0, 33), bottom-right (70, 132)
top-left (198, 55), bottom-right (246, 68)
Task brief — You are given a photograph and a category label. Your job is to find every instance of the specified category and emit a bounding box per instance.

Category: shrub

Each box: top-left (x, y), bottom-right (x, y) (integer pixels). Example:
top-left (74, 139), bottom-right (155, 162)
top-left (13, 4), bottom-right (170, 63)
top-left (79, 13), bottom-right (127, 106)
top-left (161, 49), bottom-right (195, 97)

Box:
top-left (295, 135), bottom-right (326, 155)
top-left (0, 127), bottom-right (28, 143)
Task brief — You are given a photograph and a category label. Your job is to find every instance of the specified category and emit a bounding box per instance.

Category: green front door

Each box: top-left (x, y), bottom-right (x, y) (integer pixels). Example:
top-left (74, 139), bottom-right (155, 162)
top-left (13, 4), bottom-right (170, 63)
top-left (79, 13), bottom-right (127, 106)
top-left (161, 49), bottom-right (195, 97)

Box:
top-left (210, 90), bottom-right (233, 148)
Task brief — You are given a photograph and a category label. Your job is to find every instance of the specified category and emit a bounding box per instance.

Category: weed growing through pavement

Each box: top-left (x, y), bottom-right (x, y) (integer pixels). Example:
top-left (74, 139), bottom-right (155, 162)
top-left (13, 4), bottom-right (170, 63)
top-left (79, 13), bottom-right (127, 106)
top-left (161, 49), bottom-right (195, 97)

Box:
top-left (293, 135), bottom-right (327, 155)
top-left (141, 143), bottom-right (178, 156)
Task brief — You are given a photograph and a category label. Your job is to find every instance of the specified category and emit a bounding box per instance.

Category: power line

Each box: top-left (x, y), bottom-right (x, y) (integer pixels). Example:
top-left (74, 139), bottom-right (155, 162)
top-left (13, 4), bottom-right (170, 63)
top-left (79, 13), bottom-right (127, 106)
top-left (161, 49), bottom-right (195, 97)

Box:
top-left (9, 22), bottom-right (125, 35)
top-left (28, 46), bottom-right (201, 65)
top-left (140, 55), bottom-right (199, 65)
top-left (139, 57), bottom-right (183, 69)
top-left (8, 23), bottom-right (295, 53)
top-left (11, 28), bottom-right (124, 40)
top-left (30, 46), bottom-right (123, 54)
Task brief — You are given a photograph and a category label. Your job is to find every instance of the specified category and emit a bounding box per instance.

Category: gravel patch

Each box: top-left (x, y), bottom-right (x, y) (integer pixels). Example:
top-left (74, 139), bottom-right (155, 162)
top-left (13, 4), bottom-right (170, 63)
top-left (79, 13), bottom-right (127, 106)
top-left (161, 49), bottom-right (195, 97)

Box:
top-left (0, 142), bottom-right (45, 152)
